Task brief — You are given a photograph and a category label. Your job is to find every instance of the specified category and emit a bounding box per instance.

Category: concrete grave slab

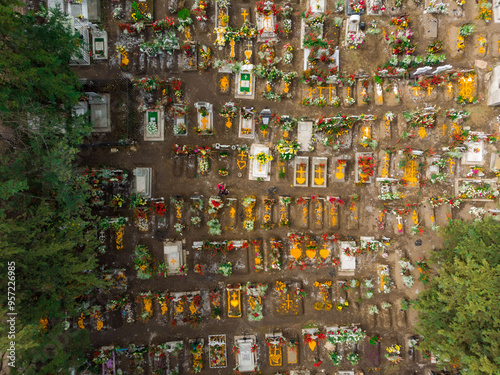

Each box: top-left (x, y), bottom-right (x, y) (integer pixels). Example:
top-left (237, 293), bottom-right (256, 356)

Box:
top-left (311, 157), bottom-right (328, 187)
top-left (293, 156), bottom-right (309, 187)
top-left (144, 108), bottom-right (165, 141)
top-left (249, 144), bottom-right (271, 181)
top-left (297, 121), bottom-right (313, 151)
top-left (133, 167), bottom-right (152, 198)
top-left (487, 64), bottom-right (500, 106)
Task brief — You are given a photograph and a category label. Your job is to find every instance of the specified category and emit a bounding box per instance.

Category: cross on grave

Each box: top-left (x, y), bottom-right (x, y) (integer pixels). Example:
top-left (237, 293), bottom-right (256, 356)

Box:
top-left (261, 128), bottom-right (268, 137)
top-left (307, 87), bottom-right (316, 99)
top-left (200, 116), bottom-right (209, 130)
top-left (296, 166), bottom-right (306, 184)
top-left (412, 210), bottom-right (419, 225)
top-left (447, 82), bottom-right (453, 93)
top-left (404, 160), bottom-right (418, 187)
top-left (346, 87), bottom-right (351, 97)
top-left (411, 86), bottom-right (420, 97)
top-left (448, 158), bottom-right (455, 174)
top-left (284, 294), bottom-right (294, 309)
top-left (381, 154), bottom-right (390, 178)
top-left (336, 162), bottom-right (345, 180)
top-left (231, 292), bottom-right (239, 306)
top-left (427, 85), bottom-right (433, 96)
top-left (171, 258), bottom-right (177, 265)
top-left (241, 9), bottom-right (249, 22)
top-left (314, 165), bottom-right (325, 185)
top-left (397, 215), bottom-right (403, 233)
top-left (230, 39), bottom-right (236, 58)
top-left (441, 124), bottom-right (447, 136)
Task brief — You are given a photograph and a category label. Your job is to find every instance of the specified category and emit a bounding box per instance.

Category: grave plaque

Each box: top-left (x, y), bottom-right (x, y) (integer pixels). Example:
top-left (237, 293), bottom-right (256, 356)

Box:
top-left (249, 144), bottom-right (271, 181)
top-left (462, 133), bottom-right (485, 165)
top-left (235, 66), bottom-right (255, 99)
top-left (92, 30), bottom-right (108, 60)
top-left (234, 336), bottom-right (256, 372)
top-left (163, 241), bottom-right (185, 275)
top-left (257, 13), bottom-right (278, 42)
top-left (339, 241), bottom-right (356, 276)
top-left (144, 109), bottom-right (165, 141)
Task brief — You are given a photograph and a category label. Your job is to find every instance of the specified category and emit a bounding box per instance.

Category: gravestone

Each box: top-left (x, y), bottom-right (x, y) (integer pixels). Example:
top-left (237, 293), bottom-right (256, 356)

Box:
top-left (311, 157), bottom-right (328, 187)
top-left (92, 29), bottom-right (107, 60)
top-left (297, 121), bottom-right (313, 151)
top-left (462, 132), bottom-right (485, 165)
top-left (239, 108), bottom-right (255, 138)
top-left (194, 102), bottom-right (213, 134)
top-left (133, 167), bottom-right (152, 198)
top-left (163, 240), bottom-right (185, 275)
top-left (235, 66), bottom-right (255, 99)
top-left (144, 109), bottom-right (165, 141)
top-left (332, 156), bottom-right (349, 182)
top-left (257, 13), bottom-right (278, 42)
top-left (339, 241), bottom-right (356, 276)
top-left (494, 0), bottom-right (500, 23)
top-left (249, 144), bottom-right (271, 181)
top-left (487, 64), bottom-right (500, 106)
top-left (89, 93), bottom-right (111, 132)
top-left (234, 336), bottom-right (256, 372)
top-left (422, 13), bottom-right (438, 39)
top-left (293, 157), bottom-right (309, 187)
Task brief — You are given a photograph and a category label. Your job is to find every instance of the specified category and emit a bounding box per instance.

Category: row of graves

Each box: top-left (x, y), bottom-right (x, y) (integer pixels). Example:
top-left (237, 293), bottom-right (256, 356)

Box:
top-left (89, 324), bottom-right (432, 373)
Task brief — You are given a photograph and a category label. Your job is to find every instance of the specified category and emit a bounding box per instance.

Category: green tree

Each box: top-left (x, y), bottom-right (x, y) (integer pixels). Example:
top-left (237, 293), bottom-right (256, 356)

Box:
top-left (0, 2), bottom-right (106, 373)
top-left (414, 218), bottom-right (500, 374)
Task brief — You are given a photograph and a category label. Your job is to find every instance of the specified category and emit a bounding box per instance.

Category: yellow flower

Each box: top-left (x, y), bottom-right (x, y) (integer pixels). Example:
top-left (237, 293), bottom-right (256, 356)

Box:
top-left (140, 265), bottom-right (146, 271)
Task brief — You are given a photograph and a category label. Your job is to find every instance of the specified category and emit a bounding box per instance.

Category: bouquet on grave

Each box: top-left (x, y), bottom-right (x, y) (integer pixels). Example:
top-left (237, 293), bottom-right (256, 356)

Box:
top-left (192, 0), bottom-right (208, 21)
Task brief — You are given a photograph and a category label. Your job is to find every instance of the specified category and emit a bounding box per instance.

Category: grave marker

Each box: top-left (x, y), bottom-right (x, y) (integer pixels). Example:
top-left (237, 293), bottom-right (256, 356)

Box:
top-left (133, 167), bottom-right (152, 198)
top-left (92, 29), bottom-right (108, 60)
top-left (89, 93), bottom-right (111, 132)
top-left (239, 108), bottom-right (255, 138)
top-left (249, 144), bottom-right (271, 181)
top-left (332, 157), bottom-right (349, 182)
top-left (297, 121), bottom-right (313, 151)
top-left (294, 157), bottom-right (309, 187)
top-left (144, 108), bottom-right (165, 141)
top-left (311, 157), bottom-right (328, 187)
top-left (235, 66), bottom-right (255, 99)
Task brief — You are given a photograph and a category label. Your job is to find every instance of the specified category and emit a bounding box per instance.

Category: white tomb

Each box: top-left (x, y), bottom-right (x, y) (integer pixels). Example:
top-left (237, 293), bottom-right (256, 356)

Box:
top-left (239, 108), bottom-right (255, 138)
top-left (297, 121), bottom-right (313, 151)
top-left (294, 156), bottom-right (310, 187)
top-left (194, 102), bottom-right (213, 134)
top-left (487, 64), bottom-right (500, 106)
top-left (163, 240), bottom-right (185, 275)
top-left (92, 29), bottom-right (108, 60)
top-left (462, 133), bottom-right (485, 165)
top-left (133, 167), bottom-right (152, 198)
top-left (339, 241), bottom-right (356, 276)
top-left (310, 0), bottom-right (326, 13)
top-left (234, 336), bottom-right (256, 372)
top-left (249, 144), bottom-right (271, 181)
top-left (257, 12), bottom-right (278, 42)
top-left (144, 108), bottom-right (165, 141)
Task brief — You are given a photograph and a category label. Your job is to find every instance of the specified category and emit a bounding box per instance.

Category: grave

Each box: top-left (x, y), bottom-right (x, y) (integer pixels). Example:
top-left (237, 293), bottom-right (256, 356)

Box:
top-left (227, 285), bottom-right (242, 318)
top-left (92, 29), bottom-right (107, 60)
top-left (339, 241), bottom-right (356, 276)
top-left (422, 14), bottom-right (438, 39)
top-left (86, 93), bottom-right (110, 132)
top-left (494, 0), bottom-right (500, 23)
top-left (355, 152), bottom-right (375, 183)
top-left (462, 132), bottom-right (485, 165)
top-left (234, 335), bottom-right (257, 372)
top-left (239, 108), bottom-right (255, 138)
top-left (249, 144), bottom-right (271, 181)
top-left (144, 108), bottom-right (165, 141)
top-left (172, 106), bottom-right (188, 136)
top-left (265, 333), bottom-right (284, 366)
top-left (290, 371), bottom-right (310, 375)
top-left (208, 335), bottom-right (227, 368)
top-left (235, 66), bottom-right (255, 99)
top-left (310, 0), bottom-right (326, 13)
top-left (345, 15), bottom-right (361, 46)
top-left (311, 157), bottom-right (328, 187)
top-left (297, 121), bottom-right (313, 151)
top-left (163, 240), bottom-right (186, 275)
top-left (194, 102), bottom-right (213, 134)
top-left (294, 157), bottom-right (310, 187)
top-left (332, 156), bottom-right (349, 182)
top-left (256, 8), bottom-right (278, 42)
top-left (133, 167), bottom-right (152, 198)
top-left (70, 21), bottom-right (90, 66)
top-left (487, 64), bottom-right (500, 106)
top-left (326, 196), bottom-right (341, 229)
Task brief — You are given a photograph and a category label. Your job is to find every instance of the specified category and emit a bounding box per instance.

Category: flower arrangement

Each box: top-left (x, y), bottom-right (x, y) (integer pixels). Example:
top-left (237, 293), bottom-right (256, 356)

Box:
top-left (133, 245), bottom-right (153, 279)
top-left (283, 44), bottom-right (293, 64)
top-left (192, 0), bottom-right (208, 21)
top-left (369, 305), bottom-right (379, 315)
top-left (191, 216), bottom-right (201, 226)
top-left (347, 352), bottom-right (361, 365)
top-left (218, 262), bottom-right (232, 276)
top-left (277, 138), bottom-right (300, 160)
top-left (131, 1), bottom-right (152, 22)
top-left (358, 154), bottom-right (375, 183)
top-left (466, 166), bottom-right (485, 178)
top-left (134, 76), bottom-right (164, 92)
top-left (208, 197), bottom-right (224, 214)
top-left (255, 151), bottom-right (273, 165)
top-left (270, 240), bottom-right (283, 270)
top-left (346, 31), bottom-right (365, 49)
top-left (207, 218), bottom-right (222, 235)
top-left (459, 23), bottom-right (475, 37)
top-left (329, 352), bottom-right (342, 366)
top-left (385, 344), bottom-right (402, 363)
top-left (218, 168), bottom-right (229, 176)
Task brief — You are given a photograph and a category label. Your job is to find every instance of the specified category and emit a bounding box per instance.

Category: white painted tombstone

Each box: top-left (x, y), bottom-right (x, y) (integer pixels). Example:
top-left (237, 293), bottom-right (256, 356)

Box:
top-left (89, 93), bottom-right (111, 132)
top-left (239, 108), bottom-right (255, 138)
top-left (194, 102), bottom-right (213, 134)
top-left (235, 65), bottom-right (255, 99)
top-left (339, 241), bottom-right (356, 275)
top-left (144, 108), bottom-right (165, 141)
top-left (433, 65), bottom-right (452, 75)
top-left (297, 121), bottom-right (313, 151)
top-left (426, 156), bottom-right (441, 178)
top-left (346, 15), bottom-right (360, 38)
top-left (256, 4), bottom-right (277, 42)
top-left (133, 167), bottom-right (152, 198)
top-left (311, 157), bottom-right (328, 188)
top-left (73, 101), bottom-right (88, 118)
top-left (462, 133), bottom-right (485, 165)
top-left (163, 240), bottom-right (185, 275)
top-left (494, 0), bottom-right (500, 23)
top-left (249, 144), bottom-right (271, 181)
top-left (234, 336), bottom-right (256, 372)
top-left (294, 156), bottom-right (309, 187)
top-left (92, 29), bottom-right (108, 60)
top-left (310, 0), bottom-right (325, 13)
top-left (172, 106), bottom-right (188, 136)
top-left (487, 64), bottom-right (500, 106)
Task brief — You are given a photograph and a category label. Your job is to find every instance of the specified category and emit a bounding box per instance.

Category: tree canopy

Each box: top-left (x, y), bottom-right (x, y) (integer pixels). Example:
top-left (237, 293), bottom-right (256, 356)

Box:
top-left (415, 218), bottom-right (500, 375)
top-left (0, 2), bottom-right (105, 373)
